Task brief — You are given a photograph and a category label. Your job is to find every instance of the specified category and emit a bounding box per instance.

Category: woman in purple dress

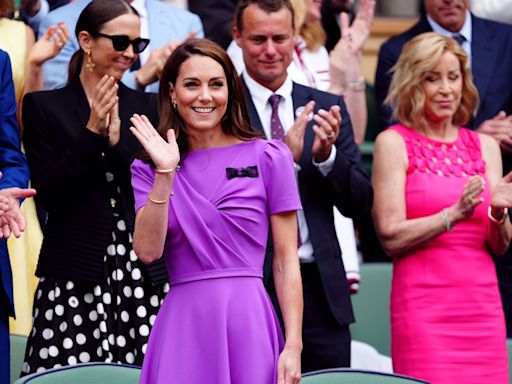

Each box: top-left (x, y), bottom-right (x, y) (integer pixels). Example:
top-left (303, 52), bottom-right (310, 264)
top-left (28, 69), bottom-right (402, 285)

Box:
top-left (130, 38), bottom-right (303, 384)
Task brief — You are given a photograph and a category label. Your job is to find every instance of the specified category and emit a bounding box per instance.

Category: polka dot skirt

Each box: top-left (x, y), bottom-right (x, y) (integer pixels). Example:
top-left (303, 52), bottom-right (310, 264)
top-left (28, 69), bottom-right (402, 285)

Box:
top-left (20, 170), bottom-right (169, 376)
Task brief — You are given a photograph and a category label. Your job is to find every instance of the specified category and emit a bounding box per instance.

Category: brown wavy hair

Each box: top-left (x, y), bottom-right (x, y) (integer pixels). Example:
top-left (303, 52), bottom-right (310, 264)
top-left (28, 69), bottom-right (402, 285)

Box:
top-left (154, 38), bottom-right (260, 159)
top-left (385, 32), bottom-right (479, 130)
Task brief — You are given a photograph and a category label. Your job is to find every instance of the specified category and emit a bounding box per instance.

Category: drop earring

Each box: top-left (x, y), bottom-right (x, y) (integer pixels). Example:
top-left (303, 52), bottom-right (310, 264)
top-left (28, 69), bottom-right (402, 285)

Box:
top-left (172, 99), bottom-right (177, 109)
top-left (85, 50), bottom-right (95, 72)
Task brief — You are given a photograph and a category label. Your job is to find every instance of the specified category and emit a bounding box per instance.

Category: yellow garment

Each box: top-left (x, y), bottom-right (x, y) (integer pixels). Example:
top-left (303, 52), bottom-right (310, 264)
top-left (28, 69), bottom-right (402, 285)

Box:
top-left (0, 19), bottom-right (43, 335)
top-left (0, 18), bottom-right (27, 103)
top-left (7, 197), bottom-right (42, 335)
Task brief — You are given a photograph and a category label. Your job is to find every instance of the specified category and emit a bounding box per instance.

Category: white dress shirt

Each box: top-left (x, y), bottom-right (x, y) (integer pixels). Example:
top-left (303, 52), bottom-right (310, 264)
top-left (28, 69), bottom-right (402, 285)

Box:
top-left (130, 0), bottom-right (150, 66)
top-left (427, 10), bottom-right (472, 66)
top-left (242, 71), bottom-right (338, 262)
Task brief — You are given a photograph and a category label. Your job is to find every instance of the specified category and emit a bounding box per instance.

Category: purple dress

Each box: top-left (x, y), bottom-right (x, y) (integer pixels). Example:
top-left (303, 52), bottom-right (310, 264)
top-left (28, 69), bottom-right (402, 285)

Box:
top-left (131, 139), bottom-right (302, 384)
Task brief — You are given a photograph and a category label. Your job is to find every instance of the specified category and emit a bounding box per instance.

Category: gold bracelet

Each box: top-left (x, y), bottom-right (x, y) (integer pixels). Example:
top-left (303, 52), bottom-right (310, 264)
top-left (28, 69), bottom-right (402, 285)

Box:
top-left (488, 207), bottom-right (508, 224)
top-left (155, 165), bottom-right (180, 174)
top-left (148, 192), bottom-right (167, 205)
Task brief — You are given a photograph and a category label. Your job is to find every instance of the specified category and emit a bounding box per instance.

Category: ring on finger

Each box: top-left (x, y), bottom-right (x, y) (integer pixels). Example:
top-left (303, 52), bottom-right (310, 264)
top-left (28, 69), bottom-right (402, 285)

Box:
top-left (57, 42), bottom-right (64, 48)
top-left (326, 132), bottom-right (335, 139)
top-left (469, 195), bottom-right (477, 204)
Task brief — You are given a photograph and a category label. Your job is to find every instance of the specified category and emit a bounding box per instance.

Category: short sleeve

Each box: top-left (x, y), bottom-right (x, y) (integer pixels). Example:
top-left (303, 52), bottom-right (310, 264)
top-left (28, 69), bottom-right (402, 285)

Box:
top-left (261, 140), bottom-right (302, 215)
top-left (131, 159), bottom-right (155, 212)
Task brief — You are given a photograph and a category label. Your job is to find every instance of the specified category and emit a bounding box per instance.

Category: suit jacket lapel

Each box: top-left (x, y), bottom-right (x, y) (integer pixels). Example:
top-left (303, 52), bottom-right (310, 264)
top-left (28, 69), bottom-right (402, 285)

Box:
top-left (471, 14), bottom-right (496, 104)
top-left (241, 77), bottom-right (265, 135)
top-left (66, 78), bottom-right (90, 131)
top-left (415, 16), bottom-right (433, 34)
top-left (241, 78), bottom-right (316, 165)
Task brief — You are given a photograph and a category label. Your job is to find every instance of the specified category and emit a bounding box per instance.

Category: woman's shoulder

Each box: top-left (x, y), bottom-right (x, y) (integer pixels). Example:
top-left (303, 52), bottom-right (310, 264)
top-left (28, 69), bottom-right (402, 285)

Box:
top-left (119, 82), bottom-right (157, 103)
top-left (374, 126), bottom-right (409, 166)
top-left (22, 84), bottom-right (72, 107)
top-left (118, 83), bottom-right (158, 119)
top-left (260, 139), bottom-right (293, 159)
top-left (476, 130), bottom-right (500, 154)
top-left (375, 124), bottom-right (408, 147)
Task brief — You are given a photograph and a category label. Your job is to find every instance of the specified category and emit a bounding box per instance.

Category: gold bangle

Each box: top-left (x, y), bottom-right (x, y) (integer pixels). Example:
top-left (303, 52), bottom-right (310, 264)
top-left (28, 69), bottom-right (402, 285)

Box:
top-left (488, 207), bottom-right (508, 224)
top-left (155, 165), bottom-right (180, 174)
top-left (148, 192), bottom-right (167, 205)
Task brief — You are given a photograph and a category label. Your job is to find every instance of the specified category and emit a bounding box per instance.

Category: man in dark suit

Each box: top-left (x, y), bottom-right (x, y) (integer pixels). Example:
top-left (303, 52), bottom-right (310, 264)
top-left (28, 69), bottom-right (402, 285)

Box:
top-left (376, 0), bottom-right (512, 135)
top-left (0, 49), bottom-right (36, 384)
top-left (232, 0), bottom-right (373, 372)
top-left (375, 0), bottom-right (512, 338)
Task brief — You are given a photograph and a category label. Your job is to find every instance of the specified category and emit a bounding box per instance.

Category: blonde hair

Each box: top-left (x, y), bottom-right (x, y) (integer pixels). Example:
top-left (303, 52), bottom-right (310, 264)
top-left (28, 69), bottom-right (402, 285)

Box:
top-left (290, 0), bottom-right (325, 51)
top-left (385, 32), bottom-right (478, 130)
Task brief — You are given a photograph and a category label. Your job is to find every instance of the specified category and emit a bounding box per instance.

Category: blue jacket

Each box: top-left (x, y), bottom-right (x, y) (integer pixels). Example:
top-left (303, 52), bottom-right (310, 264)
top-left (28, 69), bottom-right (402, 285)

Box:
top-left (0, 49), bottom-right (30, 317)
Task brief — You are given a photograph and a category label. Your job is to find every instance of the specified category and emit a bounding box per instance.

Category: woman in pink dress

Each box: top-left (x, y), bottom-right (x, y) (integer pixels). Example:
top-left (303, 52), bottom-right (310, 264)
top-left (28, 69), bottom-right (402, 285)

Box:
top-left (129, 38), bottom-right (303, 384)
top-left (372, 32), bottom-right (512, 384)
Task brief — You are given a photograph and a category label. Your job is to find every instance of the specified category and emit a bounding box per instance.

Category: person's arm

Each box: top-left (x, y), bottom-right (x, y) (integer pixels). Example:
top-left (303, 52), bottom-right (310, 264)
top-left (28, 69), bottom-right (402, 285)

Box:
top-left (0, 52), bottom-right (29, 190)
top-left (480, 133), bottom-right (512, 255)
top-left (327, 0), bottom-right (375, 144)
top-left (131, 33), bottom-right (195, 92)
top-left (338, 52), bottom-right (367, 144)
top-left (476, 111), bottom-right (512, 155)
top-left (130, 114), bottom-right (180, 264)
top-left (25, 22), bottom-right (70, 94)
top-left (22, 77), bottom-right (124, 211)
top-left (132, 171), bottom-right (174, 264)
top-left (38, 13), bottom-right (77, 89)
top-left (372, 129), bottom-right (486, 257)
top-left (0, 52), bottom-right (36, 238)
top-left (321, 97), bottom-right (373, 218)
top-left (271, 210), bottom-right (302, 384)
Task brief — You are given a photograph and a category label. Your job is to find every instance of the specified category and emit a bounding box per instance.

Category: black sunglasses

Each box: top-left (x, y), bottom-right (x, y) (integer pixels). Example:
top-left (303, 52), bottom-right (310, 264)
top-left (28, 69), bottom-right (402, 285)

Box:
top-left (91, 32), bottom-right (150, 54)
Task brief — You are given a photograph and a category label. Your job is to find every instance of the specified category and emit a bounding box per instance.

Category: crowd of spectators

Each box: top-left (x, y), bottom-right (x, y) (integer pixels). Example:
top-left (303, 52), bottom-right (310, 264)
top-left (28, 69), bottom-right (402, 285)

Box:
top-left (1, 0), bottom-right (512, 383)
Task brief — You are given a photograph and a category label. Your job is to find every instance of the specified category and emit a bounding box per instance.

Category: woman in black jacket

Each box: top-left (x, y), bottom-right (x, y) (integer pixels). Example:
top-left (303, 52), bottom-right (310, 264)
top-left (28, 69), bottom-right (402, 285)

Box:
top-left (21, 0), bottom-right (168, 375)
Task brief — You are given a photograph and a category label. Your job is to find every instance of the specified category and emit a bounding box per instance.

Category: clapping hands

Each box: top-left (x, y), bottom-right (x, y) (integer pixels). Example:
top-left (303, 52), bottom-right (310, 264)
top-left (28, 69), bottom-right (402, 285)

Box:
top-left (0, 172), bottom-right (36, 239)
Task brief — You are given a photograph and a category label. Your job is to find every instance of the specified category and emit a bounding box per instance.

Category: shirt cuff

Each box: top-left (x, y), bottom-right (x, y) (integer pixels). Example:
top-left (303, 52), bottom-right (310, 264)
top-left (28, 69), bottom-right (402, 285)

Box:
top-left (312, 146), bottom-right (337, 176)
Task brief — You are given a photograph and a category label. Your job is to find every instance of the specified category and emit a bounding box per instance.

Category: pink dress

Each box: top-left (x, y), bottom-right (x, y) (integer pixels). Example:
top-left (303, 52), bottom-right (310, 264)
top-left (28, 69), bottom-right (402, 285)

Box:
top-left (390, 124), bottom-right (508, 384)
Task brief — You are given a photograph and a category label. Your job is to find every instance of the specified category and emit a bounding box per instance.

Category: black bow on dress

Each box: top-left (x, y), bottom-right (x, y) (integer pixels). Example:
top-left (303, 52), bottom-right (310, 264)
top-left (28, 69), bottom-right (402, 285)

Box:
top-left (225, 166), bottom-right (259, 179)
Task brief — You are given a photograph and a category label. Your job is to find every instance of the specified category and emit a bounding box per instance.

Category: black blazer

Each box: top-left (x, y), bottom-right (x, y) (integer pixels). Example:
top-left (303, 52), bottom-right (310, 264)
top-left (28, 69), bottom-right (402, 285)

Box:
top-left (375, 13), bottom-right (512, 132)
top-left (22, 78), bottom-right (167, 285)
top-left (242, 80), bottom-right (373, 326)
